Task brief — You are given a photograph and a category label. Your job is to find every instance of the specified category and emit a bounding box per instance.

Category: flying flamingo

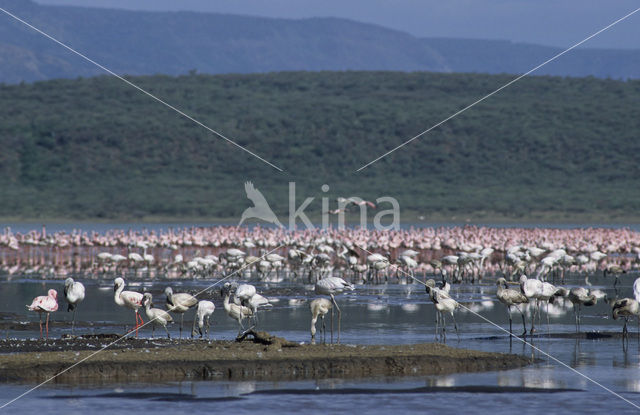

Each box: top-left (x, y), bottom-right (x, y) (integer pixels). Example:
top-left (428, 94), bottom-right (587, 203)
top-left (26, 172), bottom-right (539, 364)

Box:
top-left (64, 277), bottom-right (85, 334)
top-left (113, 277), bottom-right (144, 337)
top-left (315, 276), bottom-right (355, 343)
top-left (27, 289), bottom-right (58, 339)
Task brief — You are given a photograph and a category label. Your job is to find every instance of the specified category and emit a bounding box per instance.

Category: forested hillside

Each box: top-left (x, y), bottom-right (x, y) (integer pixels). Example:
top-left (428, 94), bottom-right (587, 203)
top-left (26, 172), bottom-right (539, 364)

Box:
top-left (1, 71), bottom-right (639, 221)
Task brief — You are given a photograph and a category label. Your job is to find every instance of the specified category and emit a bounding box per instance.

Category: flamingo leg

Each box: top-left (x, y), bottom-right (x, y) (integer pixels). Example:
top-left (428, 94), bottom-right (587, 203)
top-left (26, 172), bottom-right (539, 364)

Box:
top-left (514, 305), bottom-right (526, 338)
top-left (451, 312), bottom-right (459, 341)
top-left (331, 295), bottom-right (342, 344)
top-left (39, 313), bottom-right (43, 340)
top-left (180, 313), bottom-right (184, 339)
top-left (45, 313), bottom-right (50, 340)
top-left (330, 305), bottom-right (334, 344)
top-left (441, 312), bottom-right (447, 342)
top-left (71, 307), bottom-right (77, 335)
top-left (164, 323), bottom-right (171, 339)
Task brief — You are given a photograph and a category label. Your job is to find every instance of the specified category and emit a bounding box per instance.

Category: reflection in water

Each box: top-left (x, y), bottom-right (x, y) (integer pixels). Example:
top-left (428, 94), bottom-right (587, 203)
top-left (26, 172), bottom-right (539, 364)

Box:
top-left (571, 339), bottom-right (598, 369)
top-left (3, 273), bottom-right (640, 413)
top-left (224, 381), bottom-right (256, 395)
top-left (426, 375), bottom-right (457, 387)
top-left (400, 304), bottom-right (419, 313)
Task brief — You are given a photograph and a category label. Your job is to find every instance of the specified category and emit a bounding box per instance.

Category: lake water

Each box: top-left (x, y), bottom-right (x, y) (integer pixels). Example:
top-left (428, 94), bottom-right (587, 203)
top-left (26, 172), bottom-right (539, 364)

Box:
top-left (1, 270), bottom-right (640, 413)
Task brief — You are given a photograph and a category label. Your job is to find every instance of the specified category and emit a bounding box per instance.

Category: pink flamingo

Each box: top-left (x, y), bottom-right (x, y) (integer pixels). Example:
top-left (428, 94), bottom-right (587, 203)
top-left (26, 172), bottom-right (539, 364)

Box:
top-left (26, 289), bottom-right (58, 339)
top-left (113, 277), bottom-right (144, 337)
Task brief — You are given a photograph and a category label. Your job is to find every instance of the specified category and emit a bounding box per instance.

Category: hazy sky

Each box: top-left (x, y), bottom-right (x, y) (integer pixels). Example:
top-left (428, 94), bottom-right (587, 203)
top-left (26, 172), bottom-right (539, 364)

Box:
top-left (34, 0), bottom-right (640, 49)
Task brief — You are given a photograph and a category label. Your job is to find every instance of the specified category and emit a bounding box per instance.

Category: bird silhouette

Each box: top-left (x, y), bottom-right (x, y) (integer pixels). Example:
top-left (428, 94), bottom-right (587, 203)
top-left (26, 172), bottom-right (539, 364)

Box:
top-left (238, 182), bottom-right (283, 227)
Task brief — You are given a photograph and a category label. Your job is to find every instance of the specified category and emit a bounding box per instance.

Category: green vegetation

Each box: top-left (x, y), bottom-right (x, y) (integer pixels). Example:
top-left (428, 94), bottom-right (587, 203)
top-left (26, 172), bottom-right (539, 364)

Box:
top-left (0, 71), bottom-right (639, 222)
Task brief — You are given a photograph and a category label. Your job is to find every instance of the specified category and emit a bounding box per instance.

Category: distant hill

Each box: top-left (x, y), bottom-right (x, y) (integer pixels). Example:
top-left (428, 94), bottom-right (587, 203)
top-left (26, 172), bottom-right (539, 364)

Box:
top-left (0, 0), bottom-right (639, 84)
top-left (0, 71), bottom-right (639, 221)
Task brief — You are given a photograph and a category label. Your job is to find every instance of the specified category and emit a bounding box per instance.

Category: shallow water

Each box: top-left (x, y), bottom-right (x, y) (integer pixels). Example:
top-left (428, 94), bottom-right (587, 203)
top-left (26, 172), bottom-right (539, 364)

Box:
top-left (2, 271), bottom-right (640, 413)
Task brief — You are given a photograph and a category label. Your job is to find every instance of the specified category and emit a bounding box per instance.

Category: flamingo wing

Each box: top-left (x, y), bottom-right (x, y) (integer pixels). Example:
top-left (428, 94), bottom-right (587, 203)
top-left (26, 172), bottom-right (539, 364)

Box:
top-left (121, 291), bottom-right (143, 307)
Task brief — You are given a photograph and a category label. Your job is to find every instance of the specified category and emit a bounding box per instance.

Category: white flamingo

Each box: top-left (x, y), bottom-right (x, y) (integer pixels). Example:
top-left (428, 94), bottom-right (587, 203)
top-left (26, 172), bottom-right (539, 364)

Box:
top-left (310, 298), bottom-right (332, 344)
top-left (519, 275), bottom-right (544, 334)
top-left (425, 280), bottom-right (459, 341)
top-left (27, 289), bottom-right (58, 340)
top-left (164, 286), bottom-right (198, 339)
top-left (64, 277), bottom-right (85, 334)
top-left (315, 276), bottom-right (354, 343)
top-left (612, 297), bottom-right (640, 342)
top-left (221, 284), bottom-right (253, 335)
top-left (113, 277), bottom-right (144, 338)
top-left (192, 300), bottom-right (215, 339)
top-left (567, 287), bottom-right (597, 333)
top-left (496, 278), bottom-right (528, 338)
top-left (142, 293), bottom-right (173, 339)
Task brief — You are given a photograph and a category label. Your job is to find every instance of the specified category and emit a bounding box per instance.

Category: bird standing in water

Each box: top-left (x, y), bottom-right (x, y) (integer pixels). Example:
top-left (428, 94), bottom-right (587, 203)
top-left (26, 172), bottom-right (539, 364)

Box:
top-left (64, 278), bottom-right (85, 335)
top-left (192, 300), bottom-right (215, 339)
top-left (27, 289), bottom-right (59, 340)
top-left (314, 276), bottom-right (354, 344)
top-left (310, 298), bottom-right (332, 344)
top-left (495, 277), bottom-right (528, 339)
top-left (164, 286), bottom-right (198, 339)
top-left (113, 277), bottom-right (144, 338)
top-left (142, 293), bottom-right (173, 339)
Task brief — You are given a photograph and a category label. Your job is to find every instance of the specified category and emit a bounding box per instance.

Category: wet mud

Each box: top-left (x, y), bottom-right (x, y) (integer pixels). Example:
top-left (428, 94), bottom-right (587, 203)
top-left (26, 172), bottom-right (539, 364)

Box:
top-left (0, 334), bottom-right (532, 384)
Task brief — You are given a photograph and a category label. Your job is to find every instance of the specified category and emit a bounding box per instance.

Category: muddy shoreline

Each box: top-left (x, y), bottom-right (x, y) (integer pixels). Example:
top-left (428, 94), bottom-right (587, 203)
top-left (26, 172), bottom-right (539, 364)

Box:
top-left (0, 335), bottom-right (532, 384)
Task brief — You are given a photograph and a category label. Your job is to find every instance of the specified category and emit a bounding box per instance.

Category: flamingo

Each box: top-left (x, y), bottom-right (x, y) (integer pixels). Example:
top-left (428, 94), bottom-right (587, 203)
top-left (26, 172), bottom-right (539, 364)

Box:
top-left (519, 275), bottom-right (543, 334)
top-left (604, 265), bottom-right (626, 288)
top-left (164, 286), bottom-right (198, 339)
top-left (192, 300), bottom-right (215, 339)
top-left (221, 283), bottom-right (253, 335)
top-left (142, 293), bottom-right (173, 339)
top-left (567, 287), bottom-right (597, 333)
top-left (310, 298), bottom-right (333, 344)
top-left (612, 298), bottom-right (640, 343)
top-left (315, 276), bottom-right (354, 343)
top-left (63, 277), bottom-right (85, 334)
top-left (27, 289), bottom-right (58, 339)
top-left (496, 278), bottom-right (528, 338)
top-left (425, 280), bottom-right (459, 341)
top-left (113, 277), bottom-right (144, 338)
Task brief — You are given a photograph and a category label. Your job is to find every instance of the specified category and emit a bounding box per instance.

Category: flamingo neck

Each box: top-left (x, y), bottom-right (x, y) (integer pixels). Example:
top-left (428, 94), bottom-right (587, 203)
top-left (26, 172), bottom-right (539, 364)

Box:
top-left (114, 284), bottom-right (125, 306)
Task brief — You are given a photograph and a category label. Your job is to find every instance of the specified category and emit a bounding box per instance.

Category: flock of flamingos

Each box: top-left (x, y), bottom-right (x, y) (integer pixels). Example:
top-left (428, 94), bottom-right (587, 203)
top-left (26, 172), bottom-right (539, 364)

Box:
top-left (5, 224), bottom-right (640, 344)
